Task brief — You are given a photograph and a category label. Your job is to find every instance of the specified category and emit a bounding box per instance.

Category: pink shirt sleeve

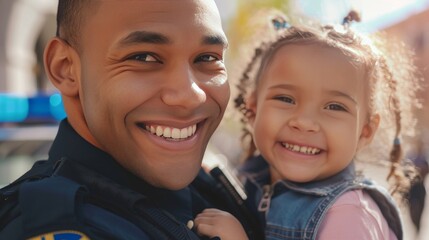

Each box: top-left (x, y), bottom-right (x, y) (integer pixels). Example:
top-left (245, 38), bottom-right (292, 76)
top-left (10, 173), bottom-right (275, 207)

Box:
top-left (316, 189), bottom-right (397, 240)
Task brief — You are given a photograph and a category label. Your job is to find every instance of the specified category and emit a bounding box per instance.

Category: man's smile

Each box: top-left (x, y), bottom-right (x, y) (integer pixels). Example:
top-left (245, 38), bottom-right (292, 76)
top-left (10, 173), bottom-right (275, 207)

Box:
top-left (138, 123), bottom-right (198, 140)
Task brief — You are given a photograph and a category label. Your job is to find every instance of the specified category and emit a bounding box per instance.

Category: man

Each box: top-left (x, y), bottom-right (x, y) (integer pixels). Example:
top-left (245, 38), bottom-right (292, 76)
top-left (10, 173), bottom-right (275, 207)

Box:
top-left (0, 1), bottom-right (261, 239)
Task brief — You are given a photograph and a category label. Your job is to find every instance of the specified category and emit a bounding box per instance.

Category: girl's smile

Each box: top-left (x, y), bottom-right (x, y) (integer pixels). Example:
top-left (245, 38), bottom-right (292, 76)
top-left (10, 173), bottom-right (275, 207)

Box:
top-left (280, 142), bottom-right (322, 155)
top-left (249, 44), bottom-right (377, 183)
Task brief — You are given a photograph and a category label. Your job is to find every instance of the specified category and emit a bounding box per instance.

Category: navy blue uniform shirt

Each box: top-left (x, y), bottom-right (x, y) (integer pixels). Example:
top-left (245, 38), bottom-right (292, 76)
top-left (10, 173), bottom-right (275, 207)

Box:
top-left (0, 119), bottom-right (233, 239)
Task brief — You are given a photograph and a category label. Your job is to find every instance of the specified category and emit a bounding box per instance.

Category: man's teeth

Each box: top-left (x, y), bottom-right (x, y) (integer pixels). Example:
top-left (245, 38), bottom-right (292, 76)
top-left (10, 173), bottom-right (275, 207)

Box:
top-left (283, 143), bottom-right (321, 155)
top-left (146, 124), bottom-right (197, 139)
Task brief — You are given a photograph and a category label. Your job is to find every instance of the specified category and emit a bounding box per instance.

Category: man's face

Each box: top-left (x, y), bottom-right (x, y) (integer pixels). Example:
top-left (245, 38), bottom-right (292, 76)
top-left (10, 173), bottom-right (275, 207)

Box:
top-left (73, 0), bottom-right (229, 189)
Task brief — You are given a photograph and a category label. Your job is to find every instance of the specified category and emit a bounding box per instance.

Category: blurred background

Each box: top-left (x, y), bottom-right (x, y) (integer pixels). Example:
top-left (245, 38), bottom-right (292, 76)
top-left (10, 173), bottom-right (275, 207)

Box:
top-left (0, 0), bottom-right (428, 239)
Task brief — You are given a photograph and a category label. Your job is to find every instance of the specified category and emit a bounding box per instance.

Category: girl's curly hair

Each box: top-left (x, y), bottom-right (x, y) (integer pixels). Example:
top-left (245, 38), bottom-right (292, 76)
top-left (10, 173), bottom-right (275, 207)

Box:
top-left (233, 9), bottom-right (421, 198)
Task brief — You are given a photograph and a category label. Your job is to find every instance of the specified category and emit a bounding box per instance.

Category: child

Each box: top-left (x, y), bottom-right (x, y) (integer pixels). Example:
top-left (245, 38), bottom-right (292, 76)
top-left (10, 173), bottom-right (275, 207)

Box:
top-left (194, 10), bottom-right (420, 240)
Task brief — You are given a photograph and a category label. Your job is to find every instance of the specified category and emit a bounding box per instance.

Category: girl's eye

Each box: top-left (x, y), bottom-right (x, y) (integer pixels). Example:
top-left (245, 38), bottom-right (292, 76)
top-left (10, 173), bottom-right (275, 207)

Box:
top-left (195, 54), bottom-right (220, 63)
top-left (325, 103), bottom-right (347, 112)
top-left (128, 53), bottom-right (159, 62)
top-left (274, 96), bottom-right (295, 104)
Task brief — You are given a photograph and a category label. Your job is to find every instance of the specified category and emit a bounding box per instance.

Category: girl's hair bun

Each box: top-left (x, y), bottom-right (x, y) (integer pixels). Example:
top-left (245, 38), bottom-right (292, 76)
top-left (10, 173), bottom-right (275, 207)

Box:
top-left (342, 10), bottom-right (361, 25)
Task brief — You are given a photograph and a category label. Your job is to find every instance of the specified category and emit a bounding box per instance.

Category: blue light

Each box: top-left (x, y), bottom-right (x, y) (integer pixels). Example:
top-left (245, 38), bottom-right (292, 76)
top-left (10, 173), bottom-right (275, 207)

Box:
top-left (28, 94), bottom-right (51, 119)
top-left (0, 93), bottom-right (66, 123)
top-left (0, 94), bottom-right (29, 122)
top-left (49, 93), bottom-right (66, 121)
top-left (49, 93), bottom-right (62, 107)
top-left (25, 93), bottom-right (66, 122)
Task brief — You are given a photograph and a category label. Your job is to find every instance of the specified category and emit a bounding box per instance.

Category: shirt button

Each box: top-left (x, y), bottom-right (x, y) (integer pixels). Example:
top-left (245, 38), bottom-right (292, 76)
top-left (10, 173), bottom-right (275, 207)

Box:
top-left (186, 220), bottom-right (194, 229)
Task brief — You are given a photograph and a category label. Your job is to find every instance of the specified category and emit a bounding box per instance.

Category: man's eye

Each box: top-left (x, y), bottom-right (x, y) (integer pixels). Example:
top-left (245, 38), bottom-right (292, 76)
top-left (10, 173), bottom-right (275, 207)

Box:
top-left (325, 103), bottom-right (347, 112)
top-left (128, 53), bottom-right (159, 62)
top-left (274, 96), bottom-right (295, 104)
top-left (195, 54), bottom-right (220, 63)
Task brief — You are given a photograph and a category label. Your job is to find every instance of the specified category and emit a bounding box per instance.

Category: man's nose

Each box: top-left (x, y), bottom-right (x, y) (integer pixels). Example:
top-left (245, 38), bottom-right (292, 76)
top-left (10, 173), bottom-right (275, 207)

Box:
top-left (160, 66), bottom-right (206, 109)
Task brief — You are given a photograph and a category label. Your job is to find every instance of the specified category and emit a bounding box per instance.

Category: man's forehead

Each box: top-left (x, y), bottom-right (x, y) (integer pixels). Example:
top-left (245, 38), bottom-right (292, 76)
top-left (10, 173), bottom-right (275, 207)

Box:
top-left (92, 0), bottom-right (222, 26)
top-left (87, 0), bottom-right (226, 47)
top-left (95, 0), bottom-right (219, 10)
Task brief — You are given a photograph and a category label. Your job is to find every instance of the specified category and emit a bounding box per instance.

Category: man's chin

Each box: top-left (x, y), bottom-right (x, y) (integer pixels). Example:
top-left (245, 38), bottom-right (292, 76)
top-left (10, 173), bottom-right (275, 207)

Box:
top-left (152, 179), bottom-right (195, 191)
top-left (144, 170), bottom-right (200, 190)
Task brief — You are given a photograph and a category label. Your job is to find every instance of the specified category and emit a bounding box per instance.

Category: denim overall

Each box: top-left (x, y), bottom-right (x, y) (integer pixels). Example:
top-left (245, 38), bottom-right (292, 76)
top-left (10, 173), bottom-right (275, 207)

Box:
top-left (240, 155), bottom-right (403, 240)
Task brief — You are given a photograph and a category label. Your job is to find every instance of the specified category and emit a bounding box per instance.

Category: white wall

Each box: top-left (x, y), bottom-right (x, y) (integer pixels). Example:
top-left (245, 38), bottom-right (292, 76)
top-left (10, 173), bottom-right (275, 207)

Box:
top-left (0, 0), bottom-right (57, 94)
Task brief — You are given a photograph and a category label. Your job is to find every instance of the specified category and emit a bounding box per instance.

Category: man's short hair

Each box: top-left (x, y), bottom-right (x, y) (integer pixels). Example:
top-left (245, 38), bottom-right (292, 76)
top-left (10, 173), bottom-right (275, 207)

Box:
top-left (56, 0), bottom-right (97, 49)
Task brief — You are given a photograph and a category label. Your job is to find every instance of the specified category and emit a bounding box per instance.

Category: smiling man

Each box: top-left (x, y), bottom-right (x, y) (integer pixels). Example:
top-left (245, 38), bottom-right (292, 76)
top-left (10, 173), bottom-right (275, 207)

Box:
top-left (0, 1), bottom-right (258, 239)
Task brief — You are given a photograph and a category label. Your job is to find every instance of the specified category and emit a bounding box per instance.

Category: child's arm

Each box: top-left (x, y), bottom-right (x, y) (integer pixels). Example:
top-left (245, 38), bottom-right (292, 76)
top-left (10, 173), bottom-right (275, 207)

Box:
top-left (194, 208), bottom-right (249, 240)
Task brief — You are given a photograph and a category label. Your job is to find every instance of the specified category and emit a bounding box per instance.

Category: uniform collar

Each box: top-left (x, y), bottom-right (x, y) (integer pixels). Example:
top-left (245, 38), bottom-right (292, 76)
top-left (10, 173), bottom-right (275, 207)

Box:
top-left (48, 119), bottom-right (192, 224)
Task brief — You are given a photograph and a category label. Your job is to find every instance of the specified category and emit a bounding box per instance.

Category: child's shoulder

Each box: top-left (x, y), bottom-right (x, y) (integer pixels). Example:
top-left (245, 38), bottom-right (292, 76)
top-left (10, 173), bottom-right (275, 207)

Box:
top-left (331, 189), bottom-right (390, 217)
top-left (318, 189), bottom-right (397, 240)
top-left (332, 189), bottom-right (377, 208)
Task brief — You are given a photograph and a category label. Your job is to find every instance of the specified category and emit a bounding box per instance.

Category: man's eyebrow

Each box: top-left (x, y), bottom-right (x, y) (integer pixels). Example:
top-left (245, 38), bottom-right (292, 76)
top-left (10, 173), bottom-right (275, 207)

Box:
top-left (118, 31), bottom-right (171, 47)
top-left (117, 31), bottom-right (228, 49)
top-left (202, 35), bottom-right (229, 48)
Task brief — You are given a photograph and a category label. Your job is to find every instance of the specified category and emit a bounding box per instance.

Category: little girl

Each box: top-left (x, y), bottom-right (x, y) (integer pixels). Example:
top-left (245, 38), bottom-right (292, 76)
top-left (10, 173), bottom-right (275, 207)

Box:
top-left (194, 10), bottom-right (420, 240)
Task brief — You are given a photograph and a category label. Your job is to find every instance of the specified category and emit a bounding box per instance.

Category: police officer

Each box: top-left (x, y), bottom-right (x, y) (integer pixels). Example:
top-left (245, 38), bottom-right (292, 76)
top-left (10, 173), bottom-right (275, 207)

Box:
top-left (0, 0), bottom-right (262, 239)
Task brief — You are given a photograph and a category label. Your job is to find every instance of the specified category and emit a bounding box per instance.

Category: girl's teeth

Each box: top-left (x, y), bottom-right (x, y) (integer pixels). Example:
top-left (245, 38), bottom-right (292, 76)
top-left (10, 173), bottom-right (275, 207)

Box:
top-left (283, 143), bottom-right (321, 155)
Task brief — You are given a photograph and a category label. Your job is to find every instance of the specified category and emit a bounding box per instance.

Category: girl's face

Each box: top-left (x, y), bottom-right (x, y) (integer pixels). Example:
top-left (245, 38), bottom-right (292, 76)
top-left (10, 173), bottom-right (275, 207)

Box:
top-left (248, 44), bottom-right (379, 183)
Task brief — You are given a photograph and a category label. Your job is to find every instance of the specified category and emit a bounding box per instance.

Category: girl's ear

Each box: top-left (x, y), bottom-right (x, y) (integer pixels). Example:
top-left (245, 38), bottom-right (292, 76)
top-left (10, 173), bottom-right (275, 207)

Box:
top-left (357, 114), bottom-right (380, 151)
top-left (245, 91), bottom-right (257, 126)
top-left (44, 37), bottom-right (80, 97)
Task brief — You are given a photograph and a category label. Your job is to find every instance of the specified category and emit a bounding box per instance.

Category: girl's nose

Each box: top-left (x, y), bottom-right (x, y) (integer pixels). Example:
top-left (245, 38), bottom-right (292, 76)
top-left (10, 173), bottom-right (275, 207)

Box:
top-left (288, 113), bottom-right (320, 133)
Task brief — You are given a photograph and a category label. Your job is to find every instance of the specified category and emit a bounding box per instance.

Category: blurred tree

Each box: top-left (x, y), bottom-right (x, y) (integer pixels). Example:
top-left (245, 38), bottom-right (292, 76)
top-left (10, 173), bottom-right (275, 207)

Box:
top-left (226, 0), bottom-right (290, 60)
top-left (217, 1), bottom-right (291, 165)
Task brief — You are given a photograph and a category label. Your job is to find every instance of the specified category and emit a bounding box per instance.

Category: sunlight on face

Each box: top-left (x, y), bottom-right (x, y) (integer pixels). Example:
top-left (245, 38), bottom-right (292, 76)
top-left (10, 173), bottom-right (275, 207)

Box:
top-left (71, 0), bottom-right (229, 189)
top-left (249, 44), bottom-right (376, 183)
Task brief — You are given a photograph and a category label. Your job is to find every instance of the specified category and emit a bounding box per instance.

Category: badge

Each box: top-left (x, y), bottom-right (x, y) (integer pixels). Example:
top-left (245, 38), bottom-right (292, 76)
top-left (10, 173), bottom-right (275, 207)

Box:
top-left (27, 230), bottom-right (90, 240)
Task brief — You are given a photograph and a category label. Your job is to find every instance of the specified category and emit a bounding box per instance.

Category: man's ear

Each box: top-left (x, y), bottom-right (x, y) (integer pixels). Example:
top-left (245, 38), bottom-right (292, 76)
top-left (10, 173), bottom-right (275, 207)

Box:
top-left (357, 114), bottom-right (380, 151)
top-left (245, 91), bottom-right (257, 126)
top-left (44, 37), bottom-right (80, 97)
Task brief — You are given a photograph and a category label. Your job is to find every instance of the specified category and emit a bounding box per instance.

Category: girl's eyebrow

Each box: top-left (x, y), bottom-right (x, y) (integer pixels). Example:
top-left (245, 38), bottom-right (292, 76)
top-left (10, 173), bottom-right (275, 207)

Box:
top-left (268, 84), bottom-right (357, 104)
top-left (268, 83), bottom-right (297, 91)
top-left (326, 90), bottom-right (357, 104)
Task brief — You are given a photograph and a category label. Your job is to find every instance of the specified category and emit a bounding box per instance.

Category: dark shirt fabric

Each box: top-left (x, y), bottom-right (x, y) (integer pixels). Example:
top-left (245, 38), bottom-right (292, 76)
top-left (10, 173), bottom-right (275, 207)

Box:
top-left (0, 119), bottom-right (228, 239)
top-left (48, 119), bottom-right (194, 225)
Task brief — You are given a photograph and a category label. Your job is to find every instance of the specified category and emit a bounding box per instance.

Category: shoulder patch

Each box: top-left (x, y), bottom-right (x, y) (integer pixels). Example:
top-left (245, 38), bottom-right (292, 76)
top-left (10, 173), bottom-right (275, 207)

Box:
top-left (27, 230), bottom-right (90, 240)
